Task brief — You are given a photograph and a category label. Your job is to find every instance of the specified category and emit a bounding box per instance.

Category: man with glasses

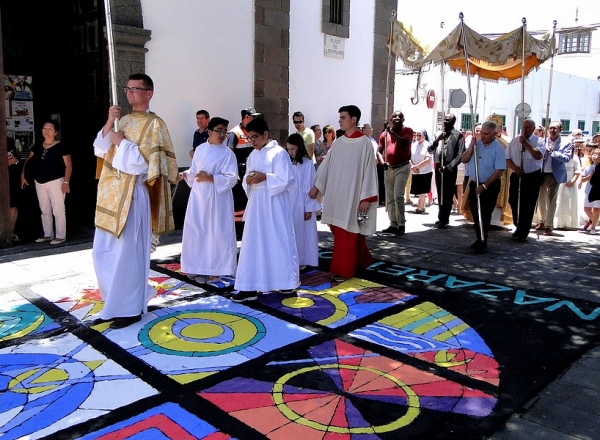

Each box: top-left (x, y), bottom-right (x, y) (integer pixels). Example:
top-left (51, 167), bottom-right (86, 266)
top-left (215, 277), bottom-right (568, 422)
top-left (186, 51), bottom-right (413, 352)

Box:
top-left (536, 122), bottom-right (573, 236)
top-left (461, 120), bottom-right (506, 253)
top-left (379, 111), bottom-right (413, 235)
top-left (292, 111), bottom-right (315, 160)
top-left (92, 73), bottom-right (178, 329)
top-left (506, 119), bottom-right (545, 242)
top-left (231, 118), bottom-right (299, 302)
top-left (227, 107), bottom-right (261, 239)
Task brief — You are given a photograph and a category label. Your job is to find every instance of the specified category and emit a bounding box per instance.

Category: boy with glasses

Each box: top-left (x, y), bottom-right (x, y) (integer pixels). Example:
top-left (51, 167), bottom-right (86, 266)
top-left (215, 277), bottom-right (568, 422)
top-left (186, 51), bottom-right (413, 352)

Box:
top-left (231, 118), bottom-right (299, 302)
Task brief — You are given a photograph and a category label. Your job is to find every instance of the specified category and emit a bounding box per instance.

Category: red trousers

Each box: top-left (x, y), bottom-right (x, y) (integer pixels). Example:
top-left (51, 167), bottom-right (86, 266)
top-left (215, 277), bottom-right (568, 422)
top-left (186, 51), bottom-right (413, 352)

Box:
top-left (329, 225), bottom-right (374, 278)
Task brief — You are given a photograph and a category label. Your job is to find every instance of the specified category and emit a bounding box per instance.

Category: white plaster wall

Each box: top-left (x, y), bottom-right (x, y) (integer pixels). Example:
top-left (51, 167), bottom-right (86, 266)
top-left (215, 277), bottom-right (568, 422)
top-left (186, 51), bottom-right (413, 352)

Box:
top-left (394, 65), bottom-right (600, 138)
top-left (289, 0), bottom-right (375, 133)
top-left (141, 0), bottom-right (254, 165)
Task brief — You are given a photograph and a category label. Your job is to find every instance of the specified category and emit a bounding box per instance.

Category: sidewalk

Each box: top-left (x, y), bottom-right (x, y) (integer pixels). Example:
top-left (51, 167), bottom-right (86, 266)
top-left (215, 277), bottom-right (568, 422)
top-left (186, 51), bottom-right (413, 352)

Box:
top-left (0, 201), bottom-right (598, 439)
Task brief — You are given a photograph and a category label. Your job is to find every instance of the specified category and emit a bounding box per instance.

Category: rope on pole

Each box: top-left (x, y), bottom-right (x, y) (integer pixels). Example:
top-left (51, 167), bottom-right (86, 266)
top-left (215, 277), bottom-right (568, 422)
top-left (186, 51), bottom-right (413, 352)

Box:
top-left (459, 12), bottom-right (485, 241)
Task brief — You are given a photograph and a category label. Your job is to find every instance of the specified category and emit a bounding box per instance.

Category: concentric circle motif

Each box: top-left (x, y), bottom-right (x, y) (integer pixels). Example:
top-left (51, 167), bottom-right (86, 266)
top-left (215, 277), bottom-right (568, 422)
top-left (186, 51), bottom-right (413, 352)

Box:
top-left (138, 310), bottom-right (266, 357)
top-left (272, 363), bottom-right (421, 433)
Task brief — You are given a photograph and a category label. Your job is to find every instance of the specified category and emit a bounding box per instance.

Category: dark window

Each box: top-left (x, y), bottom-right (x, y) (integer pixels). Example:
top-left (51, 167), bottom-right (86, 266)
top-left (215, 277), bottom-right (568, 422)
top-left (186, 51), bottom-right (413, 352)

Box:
top-left (322, 0), bottom-right (350, 38)
top-left (460, 113), bottom-right (480, 130)
top-left (578, 120), bottom-right (585, 131)
top-left (593, 121), bottom-right (599, 135)
top-left (558, 30), bottom-right (591, 54)
top-left (330, 0), bottom-right (343, 25)
top-left (560, 119), bottom-right (570, 132)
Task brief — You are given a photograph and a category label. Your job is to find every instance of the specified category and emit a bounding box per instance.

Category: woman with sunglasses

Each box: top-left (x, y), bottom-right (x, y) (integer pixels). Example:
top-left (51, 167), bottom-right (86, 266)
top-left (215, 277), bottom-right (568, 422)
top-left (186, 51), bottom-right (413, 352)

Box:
top-left (20, 119), bottom-right (72, 245)
top-left (314, 124), bottom-right (336, 170)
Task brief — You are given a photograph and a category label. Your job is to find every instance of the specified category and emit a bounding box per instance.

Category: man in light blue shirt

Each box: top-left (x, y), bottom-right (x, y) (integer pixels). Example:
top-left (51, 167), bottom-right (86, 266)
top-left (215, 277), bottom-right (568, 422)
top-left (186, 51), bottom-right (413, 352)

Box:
top-left (462, 120), bottom-right (506, 253)
top-left (506, 119), bottom-right (545, 241)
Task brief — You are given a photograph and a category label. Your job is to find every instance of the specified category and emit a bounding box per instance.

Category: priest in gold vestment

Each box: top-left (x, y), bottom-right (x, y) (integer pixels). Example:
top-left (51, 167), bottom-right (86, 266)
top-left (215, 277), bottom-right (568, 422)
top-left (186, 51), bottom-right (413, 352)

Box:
top-left (92, 73), bottom-right (178, 329)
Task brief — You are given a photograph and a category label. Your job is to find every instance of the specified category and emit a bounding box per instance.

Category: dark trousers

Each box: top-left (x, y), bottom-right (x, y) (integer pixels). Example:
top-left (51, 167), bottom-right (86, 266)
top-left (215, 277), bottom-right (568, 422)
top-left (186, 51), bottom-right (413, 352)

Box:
top-left (508, 170), bottom-right (541, 238)
top-left (435, 164), bottom-right (458, 225)
top-left (468, 179), bottom-right (501, 243)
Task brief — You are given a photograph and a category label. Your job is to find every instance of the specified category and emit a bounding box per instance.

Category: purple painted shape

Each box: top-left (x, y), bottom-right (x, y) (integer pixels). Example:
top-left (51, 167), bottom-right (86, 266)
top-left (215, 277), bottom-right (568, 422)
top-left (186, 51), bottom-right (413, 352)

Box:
top-left (418, 396), bottom-right (461, 413)
top-left (308, 340), bottom-right (337, 360)
top-left (282, 384), bottom-right (329, 395)
top-left (352, 393), bottom-right (408, 406)
top-left (453, 396), bottom-right (497, 417)
top-left (297, 294), bottom-right (337, 322)
top-left (323, 367), bottom-right (344, 390)
top-left (202, 377), bottom-right (272, 394)
top-left (344, 398), bottom-right (371, 428)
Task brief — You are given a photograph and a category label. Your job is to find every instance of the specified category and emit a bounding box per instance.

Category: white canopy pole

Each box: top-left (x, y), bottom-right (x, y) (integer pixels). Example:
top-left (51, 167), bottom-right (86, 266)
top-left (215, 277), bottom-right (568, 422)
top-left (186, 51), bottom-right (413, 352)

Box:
top-left (103, 0), bottom-right (121, 178)
top-left (544, 21), bottom-right (558, 132)
top-left (459, 12), bottom-right (484, 240)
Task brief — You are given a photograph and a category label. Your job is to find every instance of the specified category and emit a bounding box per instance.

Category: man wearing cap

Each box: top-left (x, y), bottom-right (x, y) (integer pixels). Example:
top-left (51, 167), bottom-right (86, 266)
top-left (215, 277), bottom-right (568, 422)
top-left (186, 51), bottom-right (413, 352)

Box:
top-left (227, 107), bottom-right (261, 238)
top-left (292, 111), bottom-right (315, 160)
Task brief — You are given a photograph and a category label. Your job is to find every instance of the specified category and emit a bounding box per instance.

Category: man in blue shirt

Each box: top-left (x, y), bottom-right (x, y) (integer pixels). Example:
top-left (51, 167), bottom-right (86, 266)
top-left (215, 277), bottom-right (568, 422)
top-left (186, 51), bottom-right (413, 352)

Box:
top-left (461, 120), bottom-right (506, 253)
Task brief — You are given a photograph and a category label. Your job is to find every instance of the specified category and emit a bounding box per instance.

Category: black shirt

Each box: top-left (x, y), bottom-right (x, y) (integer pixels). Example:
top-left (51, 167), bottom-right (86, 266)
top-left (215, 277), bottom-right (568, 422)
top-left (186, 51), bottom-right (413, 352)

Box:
top-left (30, 142), bottom-right (70, 184)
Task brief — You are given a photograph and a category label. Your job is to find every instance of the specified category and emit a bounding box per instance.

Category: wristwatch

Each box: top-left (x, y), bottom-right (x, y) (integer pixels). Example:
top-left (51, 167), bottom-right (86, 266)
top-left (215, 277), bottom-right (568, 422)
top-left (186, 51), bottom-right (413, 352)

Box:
top-left (482, 183), bottom-right (487, 190)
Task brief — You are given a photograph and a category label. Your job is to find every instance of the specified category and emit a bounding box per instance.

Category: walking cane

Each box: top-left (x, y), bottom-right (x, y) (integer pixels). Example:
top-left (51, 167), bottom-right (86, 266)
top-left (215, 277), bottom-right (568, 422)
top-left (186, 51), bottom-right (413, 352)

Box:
top-left (459, 13), bottom-right (484, 241)
top-left (103, 0), bottom-right (121, 179)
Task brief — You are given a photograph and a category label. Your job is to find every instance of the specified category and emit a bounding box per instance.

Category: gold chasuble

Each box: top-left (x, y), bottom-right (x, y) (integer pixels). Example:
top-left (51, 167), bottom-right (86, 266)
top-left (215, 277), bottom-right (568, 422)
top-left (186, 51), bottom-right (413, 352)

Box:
top-left (95, 111), bottom-right (178, 238)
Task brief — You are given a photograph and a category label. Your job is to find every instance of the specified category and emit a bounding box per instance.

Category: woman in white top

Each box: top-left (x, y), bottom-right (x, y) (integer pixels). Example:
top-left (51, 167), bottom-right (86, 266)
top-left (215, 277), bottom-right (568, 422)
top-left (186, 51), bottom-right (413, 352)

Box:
top-left (554, 138), bottom-right (581, 229)
top-left (410, 129), bottom-right (433, 213)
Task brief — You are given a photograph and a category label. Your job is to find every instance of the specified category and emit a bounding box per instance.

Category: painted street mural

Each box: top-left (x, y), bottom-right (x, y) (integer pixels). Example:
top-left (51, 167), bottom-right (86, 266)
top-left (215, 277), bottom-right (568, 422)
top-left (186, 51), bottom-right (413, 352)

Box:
top-left (0, 255), bottom-right (598, 439)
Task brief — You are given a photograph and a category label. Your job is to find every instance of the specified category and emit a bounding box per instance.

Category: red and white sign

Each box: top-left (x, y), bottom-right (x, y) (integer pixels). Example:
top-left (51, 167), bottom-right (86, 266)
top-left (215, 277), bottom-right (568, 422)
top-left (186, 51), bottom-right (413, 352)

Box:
top-left (426, 90), bottom-right (435, 109)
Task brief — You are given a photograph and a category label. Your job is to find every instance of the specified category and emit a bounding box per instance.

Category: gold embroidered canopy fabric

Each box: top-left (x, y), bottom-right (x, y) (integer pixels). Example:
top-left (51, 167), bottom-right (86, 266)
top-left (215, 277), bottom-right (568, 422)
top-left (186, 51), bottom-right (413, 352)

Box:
top-left (422, 23), bottom-right (556, 82)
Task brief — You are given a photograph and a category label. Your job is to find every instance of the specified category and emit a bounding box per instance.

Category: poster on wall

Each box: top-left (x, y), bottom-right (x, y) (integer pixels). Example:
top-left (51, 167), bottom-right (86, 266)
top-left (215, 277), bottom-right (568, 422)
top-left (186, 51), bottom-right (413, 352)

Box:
top-left (14, 131), bottom-right (34, 155)
top-left (5, 75), bottom-right (33, 100)
top-left (11, 101), bottom-right (33, 117)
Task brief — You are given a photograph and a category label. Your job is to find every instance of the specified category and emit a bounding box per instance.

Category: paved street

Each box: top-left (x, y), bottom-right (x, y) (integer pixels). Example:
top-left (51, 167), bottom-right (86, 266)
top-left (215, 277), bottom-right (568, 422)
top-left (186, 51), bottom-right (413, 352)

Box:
top-left (0, 202), bottom-right (598, 439)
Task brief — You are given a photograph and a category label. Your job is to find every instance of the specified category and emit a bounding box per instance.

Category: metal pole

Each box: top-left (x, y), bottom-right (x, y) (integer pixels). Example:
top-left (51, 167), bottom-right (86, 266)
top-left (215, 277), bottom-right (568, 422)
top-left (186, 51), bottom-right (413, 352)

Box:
top-left (544, 21), bottom-right (557, 131)
top-left (103, 0), bottom-right (120, 178)
top-left (459, 12), bottom-right (484, 241)
top-left (474, 74), bottom-right (480, 124)
top-left (384, 10), bottom-right (396, 125)
top-left (438, 61), bottom-right (445, 207)
top-left (516, 18), bottom-right (527, 226)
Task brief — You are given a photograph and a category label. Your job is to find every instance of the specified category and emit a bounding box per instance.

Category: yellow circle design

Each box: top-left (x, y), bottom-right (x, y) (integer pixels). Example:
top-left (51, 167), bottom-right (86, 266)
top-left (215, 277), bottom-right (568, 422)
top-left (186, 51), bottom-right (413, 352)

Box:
top-left (272, 363), bottom-right (420, 433)
top-left (181, 323), bottom-right (224, 339)
top-left (282, 297), bottom-right (315, 309)
top-left (146, 312), bottom-right (258, 353)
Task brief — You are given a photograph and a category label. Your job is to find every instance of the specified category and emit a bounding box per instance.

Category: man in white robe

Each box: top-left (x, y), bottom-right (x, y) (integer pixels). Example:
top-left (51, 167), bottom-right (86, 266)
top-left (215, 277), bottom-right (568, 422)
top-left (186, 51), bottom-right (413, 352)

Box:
top-left (92, 73), bottom-right (178, 329)
top-left (309, 105), bottom-right (378, 281)
top-left (231, 118), bottom-right (299, 302)
top-left (180, 117), bottom-right (238, 282)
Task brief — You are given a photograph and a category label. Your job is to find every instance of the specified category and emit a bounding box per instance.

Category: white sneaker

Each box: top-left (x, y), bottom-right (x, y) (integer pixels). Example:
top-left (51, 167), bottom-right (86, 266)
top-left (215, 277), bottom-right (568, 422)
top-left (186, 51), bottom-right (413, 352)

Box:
top-left (590, 230), bottom-right (598, 235)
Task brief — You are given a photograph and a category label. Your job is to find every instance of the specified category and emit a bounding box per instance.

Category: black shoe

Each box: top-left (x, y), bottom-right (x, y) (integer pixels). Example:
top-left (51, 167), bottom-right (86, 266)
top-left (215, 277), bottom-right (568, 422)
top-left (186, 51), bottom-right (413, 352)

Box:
top-left (276, 289), bottom-right (297, 295)
top-left (469, 239), bottom-right (487, 248)
top-left (332, 275), bottom-right (348, 283)
top-left (514, 236), bottom-right (527, 242)
top-left (381, 226), bottom-right (398, 234)
top-left (109, 315), bottom-right (141, 329)
top-left (230, 290), bottom-right (260, 303)
top-left (397, 225), bottom-right (406, 235)
top-left (435, 221), bottom-right (448, 229)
